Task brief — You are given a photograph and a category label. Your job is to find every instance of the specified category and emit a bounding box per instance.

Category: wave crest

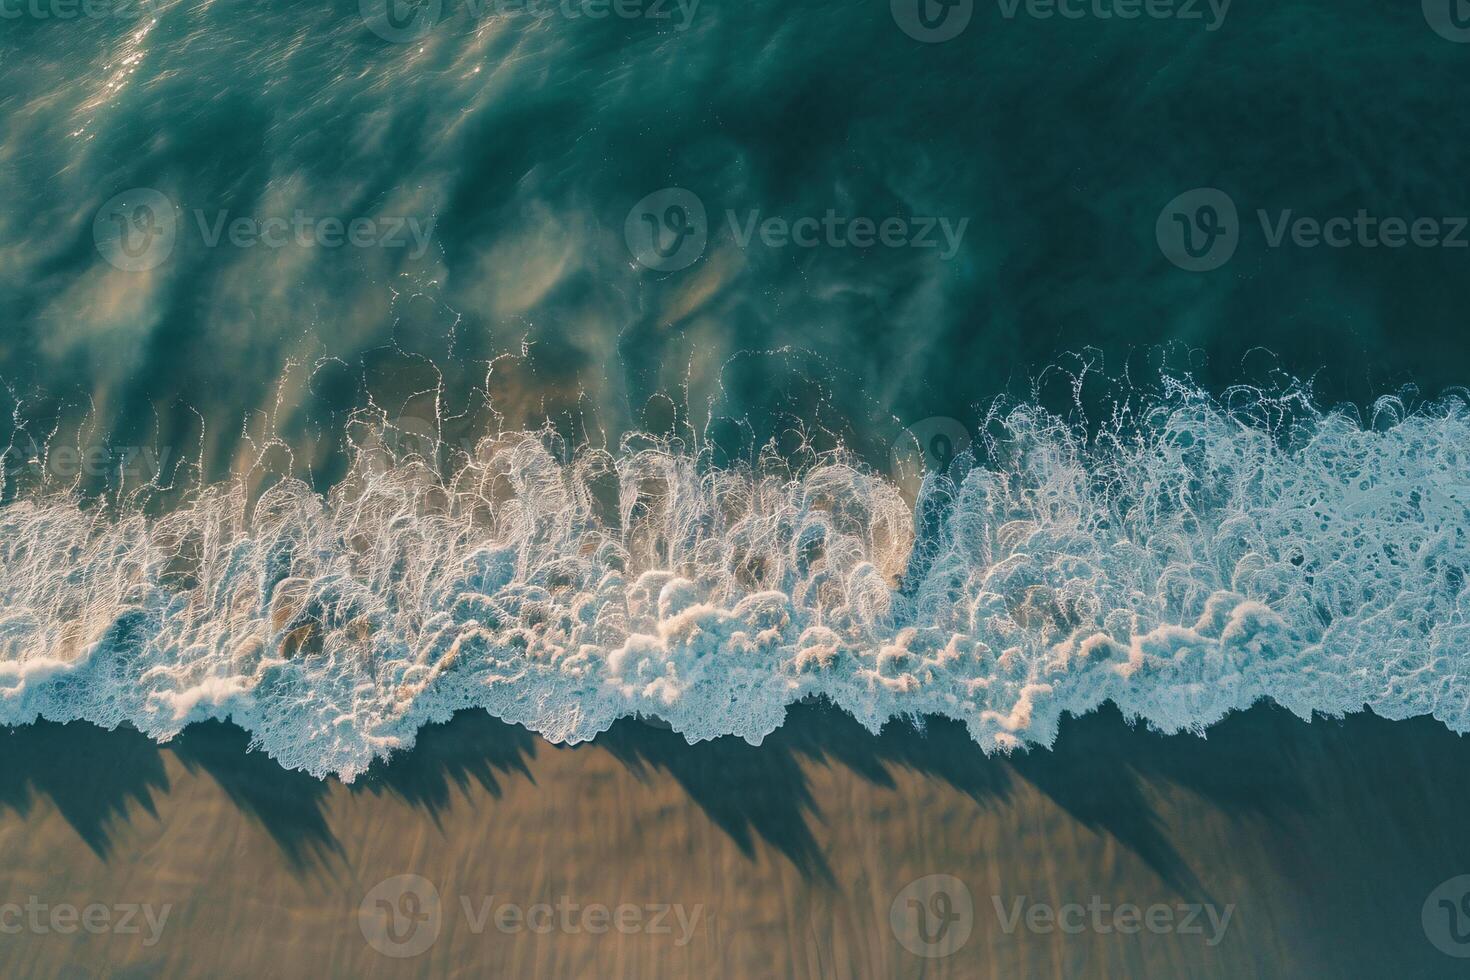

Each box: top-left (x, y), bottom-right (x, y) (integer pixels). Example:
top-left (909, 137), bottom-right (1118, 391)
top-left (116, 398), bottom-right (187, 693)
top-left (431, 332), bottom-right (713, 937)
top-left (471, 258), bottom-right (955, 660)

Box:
top-left (3, 383), bottom-right (1469, 779)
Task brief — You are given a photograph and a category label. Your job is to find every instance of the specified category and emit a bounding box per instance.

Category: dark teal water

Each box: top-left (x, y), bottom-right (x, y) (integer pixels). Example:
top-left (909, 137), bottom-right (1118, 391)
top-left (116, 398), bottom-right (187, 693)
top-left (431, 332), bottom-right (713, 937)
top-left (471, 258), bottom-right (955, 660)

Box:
top-left (4, 0), bottom-right (1470, 473)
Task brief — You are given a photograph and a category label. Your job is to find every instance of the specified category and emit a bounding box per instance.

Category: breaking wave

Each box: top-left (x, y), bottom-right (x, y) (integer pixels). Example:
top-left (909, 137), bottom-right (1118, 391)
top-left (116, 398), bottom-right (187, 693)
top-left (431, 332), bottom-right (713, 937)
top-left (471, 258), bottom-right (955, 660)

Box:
top-left (2, 379), bottom-right (1469, 780)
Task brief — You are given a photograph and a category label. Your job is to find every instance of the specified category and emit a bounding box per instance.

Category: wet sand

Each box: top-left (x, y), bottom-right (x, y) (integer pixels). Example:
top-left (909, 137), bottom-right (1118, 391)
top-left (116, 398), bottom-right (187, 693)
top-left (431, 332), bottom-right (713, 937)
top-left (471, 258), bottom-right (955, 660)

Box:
top-left (0, 702), bottom-right (1465, 978)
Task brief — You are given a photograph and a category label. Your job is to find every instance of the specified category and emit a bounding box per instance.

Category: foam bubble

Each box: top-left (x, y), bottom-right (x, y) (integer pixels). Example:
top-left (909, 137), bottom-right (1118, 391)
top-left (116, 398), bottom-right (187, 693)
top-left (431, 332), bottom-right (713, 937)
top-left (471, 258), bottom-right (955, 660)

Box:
top-left (2, 383), bottom-right (1469, 780)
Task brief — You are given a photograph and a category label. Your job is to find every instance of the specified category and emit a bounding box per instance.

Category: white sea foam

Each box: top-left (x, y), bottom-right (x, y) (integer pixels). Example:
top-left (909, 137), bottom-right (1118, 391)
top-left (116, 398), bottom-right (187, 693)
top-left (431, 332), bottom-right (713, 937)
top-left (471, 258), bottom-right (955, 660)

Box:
top-left (2, 381), bottom-right (1469, 779)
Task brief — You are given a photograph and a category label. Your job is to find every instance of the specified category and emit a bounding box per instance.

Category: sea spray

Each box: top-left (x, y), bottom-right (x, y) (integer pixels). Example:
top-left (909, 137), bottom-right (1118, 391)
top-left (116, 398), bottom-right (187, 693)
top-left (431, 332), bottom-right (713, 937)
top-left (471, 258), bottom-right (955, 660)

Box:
top-left (1, 381), bottom-right (1469, 779)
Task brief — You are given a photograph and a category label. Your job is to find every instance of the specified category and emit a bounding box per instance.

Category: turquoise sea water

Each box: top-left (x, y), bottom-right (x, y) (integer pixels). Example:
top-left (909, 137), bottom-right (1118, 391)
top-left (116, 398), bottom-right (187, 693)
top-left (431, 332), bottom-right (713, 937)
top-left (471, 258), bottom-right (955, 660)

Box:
top-left (3, 0), bottom-right (1470, 776)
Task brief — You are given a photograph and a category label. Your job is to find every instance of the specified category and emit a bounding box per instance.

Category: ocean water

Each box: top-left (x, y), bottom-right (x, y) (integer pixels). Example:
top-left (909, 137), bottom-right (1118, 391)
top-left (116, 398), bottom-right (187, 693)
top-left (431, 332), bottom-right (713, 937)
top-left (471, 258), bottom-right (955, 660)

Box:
top-left (3, 0), bottom-right (1470, 778)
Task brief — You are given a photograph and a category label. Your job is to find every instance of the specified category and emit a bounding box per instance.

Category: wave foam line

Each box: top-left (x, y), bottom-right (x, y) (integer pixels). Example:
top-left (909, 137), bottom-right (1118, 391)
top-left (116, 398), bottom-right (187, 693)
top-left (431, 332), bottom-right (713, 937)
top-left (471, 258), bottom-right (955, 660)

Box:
top-left (2, 384), bottom-right (1469, 779)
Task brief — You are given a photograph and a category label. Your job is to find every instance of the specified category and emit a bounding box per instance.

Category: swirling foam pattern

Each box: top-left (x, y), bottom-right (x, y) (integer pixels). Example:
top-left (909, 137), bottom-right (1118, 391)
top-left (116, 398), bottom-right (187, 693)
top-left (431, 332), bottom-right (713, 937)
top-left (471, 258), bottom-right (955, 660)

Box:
top-left (2, 384), bottom-right (1468, 779)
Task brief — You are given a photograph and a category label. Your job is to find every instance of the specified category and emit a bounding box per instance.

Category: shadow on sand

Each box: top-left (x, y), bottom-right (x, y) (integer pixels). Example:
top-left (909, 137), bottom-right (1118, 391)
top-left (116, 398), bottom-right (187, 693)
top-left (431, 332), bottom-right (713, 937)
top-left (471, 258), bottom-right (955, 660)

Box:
top-left (3, 700), bottom-right (1469, 956)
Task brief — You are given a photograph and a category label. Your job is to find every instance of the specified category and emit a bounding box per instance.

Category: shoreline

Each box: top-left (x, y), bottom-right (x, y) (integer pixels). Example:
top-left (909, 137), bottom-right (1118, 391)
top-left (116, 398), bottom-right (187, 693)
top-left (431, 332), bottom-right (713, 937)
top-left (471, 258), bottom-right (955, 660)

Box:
top-left (0, 701), bottom-right (1466, 976)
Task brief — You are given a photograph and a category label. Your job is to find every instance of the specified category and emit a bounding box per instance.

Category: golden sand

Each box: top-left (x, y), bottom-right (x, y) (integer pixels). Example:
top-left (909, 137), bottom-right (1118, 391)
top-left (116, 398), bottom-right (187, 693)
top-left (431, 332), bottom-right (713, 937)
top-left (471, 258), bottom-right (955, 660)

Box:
top-left (0, 703), bottom-right (1465, 978)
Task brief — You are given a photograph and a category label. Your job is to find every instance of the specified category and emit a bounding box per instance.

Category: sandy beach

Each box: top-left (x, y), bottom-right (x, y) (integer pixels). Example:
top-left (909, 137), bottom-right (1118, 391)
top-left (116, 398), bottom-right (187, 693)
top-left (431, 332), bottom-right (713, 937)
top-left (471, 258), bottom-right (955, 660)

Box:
top-left (0, 702), bottom-right (1465, 978)
top-left (6, 0), bottom-right (1470, 976)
